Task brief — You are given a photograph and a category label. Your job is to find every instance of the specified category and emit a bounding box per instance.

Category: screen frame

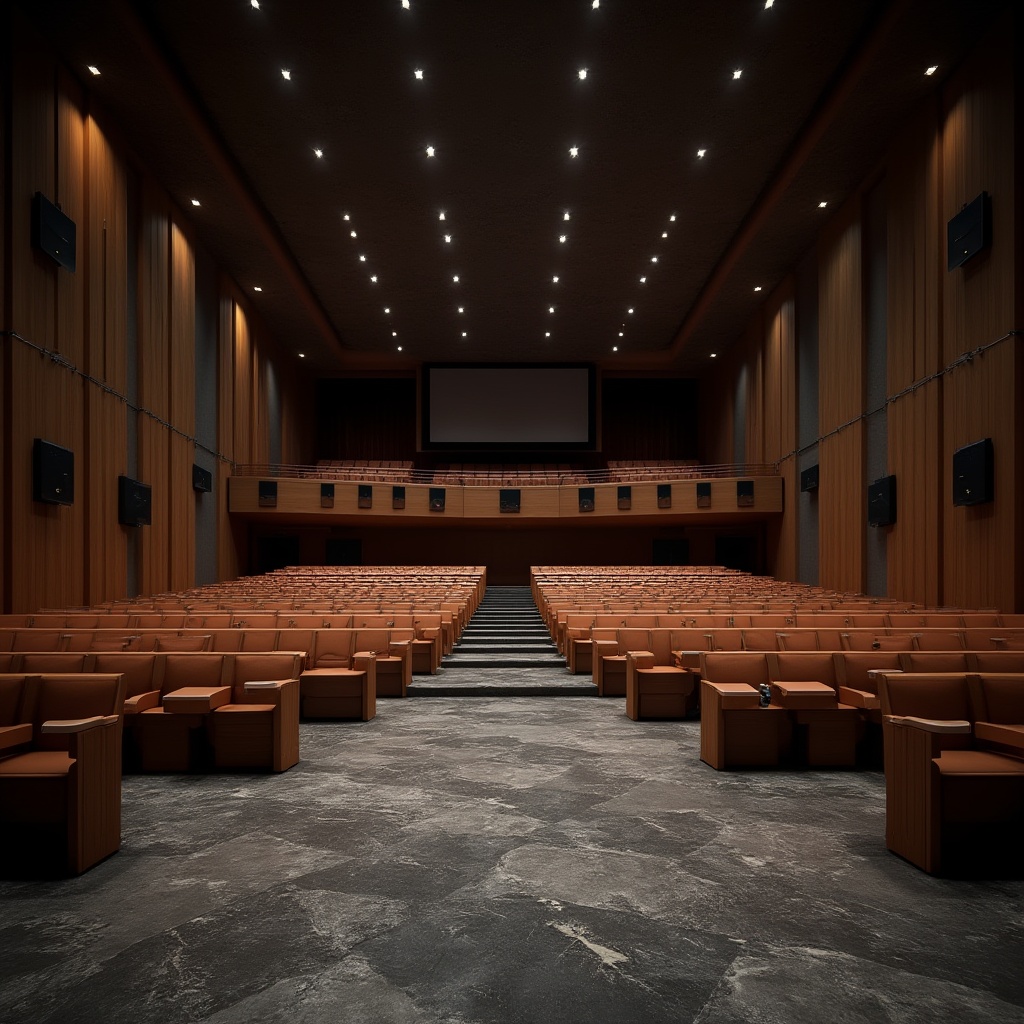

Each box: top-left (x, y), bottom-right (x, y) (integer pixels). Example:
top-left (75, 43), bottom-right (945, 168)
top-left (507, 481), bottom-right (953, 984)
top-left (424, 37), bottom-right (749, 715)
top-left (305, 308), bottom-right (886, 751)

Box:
top-left (421, 362), bottom-right (597, 451)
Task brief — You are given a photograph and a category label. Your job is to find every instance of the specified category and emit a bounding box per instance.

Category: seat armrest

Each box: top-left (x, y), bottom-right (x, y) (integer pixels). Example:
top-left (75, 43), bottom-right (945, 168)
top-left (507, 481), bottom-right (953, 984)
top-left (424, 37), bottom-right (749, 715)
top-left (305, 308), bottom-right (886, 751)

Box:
top-left (41, 715), bottom-right (118, 734)
top-left (672, 649), bottom-right (701, 670)
top-left (627, 651), bottom-right (655, 670)
top-left (124, 689), bottom-right (161, 714)
top-left (352, 652), bottom-right (375, 671)
top-left (838, 686), bottom-right (880, 709)
top-left (884, 716), bottom-right (971, 734)
top-left (0, 723), bottom-right (33, 750)
top-left (243, 678), bottom-right (288, 692)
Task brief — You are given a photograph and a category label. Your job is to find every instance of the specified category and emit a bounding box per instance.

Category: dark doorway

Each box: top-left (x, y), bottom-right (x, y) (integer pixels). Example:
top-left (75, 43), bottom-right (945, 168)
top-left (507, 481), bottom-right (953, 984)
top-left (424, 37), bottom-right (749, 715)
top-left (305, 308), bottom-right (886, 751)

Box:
top-left (254, 535), bottom-right (301, 574)
top-left (715, 535), bottom-right (757, 573)
top-left (326, 538), bottom-right (362, 566)
top-left (653, 538), bottom-right (690, 566)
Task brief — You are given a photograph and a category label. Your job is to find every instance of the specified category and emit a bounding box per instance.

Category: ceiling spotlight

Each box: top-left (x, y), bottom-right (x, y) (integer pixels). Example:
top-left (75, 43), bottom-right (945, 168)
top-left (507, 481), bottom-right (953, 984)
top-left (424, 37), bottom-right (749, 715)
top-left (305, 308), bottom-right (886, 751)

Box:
top-left (669, 214), bottom-right (677, 222)
top-left (593, 0), bottom-right (600, 7)
top-left (251, 0), bottom-right (259, 8)
top-left (458, 306), bottom-right (464, 313)
top-left (461, 331), bottom-right (467, 338)
top-left (651, 256), bottom-right (659, 263)
top-left (569, 145), bottom-right (579, 158)
top-left (444, 234), bottom-right (452, 243)
top-left (348, 231), bottom-right (356, 239)
top-left (925, 65), bottom-right (938, 76)
top-left (281, 69), bottom-right (291, 81)
top-left (87, 65), bottom-right (101, 76)
top-left (397, 345), bottom-right (403, 352)
top-left (710, 352), bottom-right (717, 359)
top-left (190, 198), bottom-right (201, 207)
top-left (564, 211), bottom-right (571, 221)
top-left (384, 307), bottom-right (391, 314)
top-left (733, 69), bottom-right (743, 80)
top-left (662, 232), bottom-right (668, 238)
top-left (359, 254), bottom-right (367, 262)
top-left (370, 275), bottom-right (378, 283)
top-left (754, 286), bottom-right (763, 292)
top-left (545, 332), bottom-right (551, 338)
top-left (343, 213), bottom-right (350, 221)
top-left (392, 331), bottom-right (398, 337)
top-left (549, 306), bottom-right (555, 313)
top-left (764, 0), bottom-right (774, 8)
top-left (627, 308), bottom-right (634, 314)
top-left (438, 211), bottom-right (446, 220)
top-left (298, 352), bottom-right (306, 358)
top-left (639, 276), bottom-right (647, 283)
top-left (697, 148), bottom-right (707, 158)
top-left (559, 235), bottom-right (567, 243)
top-left (253, 286), bottom-right (262, 292)
top-left (426, 145), bottom-right (435, 157)
top-left (578, 68), bottom-right (588, 80)
top-left (414, 69), bottom-right (424, 80)
top-left (818, 200), bottom-right (828, 208)
top-left (453, 275), bottom-right (460, 283)
top-left (402, 0), bottom-right (410, 8)
top-left (618, 332), bottom-right (624, 337)
top-left (612, 346), bottom-right (618, 352)
top-left (552, 276), bottom-right (559, 283)
top-left (313, 148), bottom-right (323, 158)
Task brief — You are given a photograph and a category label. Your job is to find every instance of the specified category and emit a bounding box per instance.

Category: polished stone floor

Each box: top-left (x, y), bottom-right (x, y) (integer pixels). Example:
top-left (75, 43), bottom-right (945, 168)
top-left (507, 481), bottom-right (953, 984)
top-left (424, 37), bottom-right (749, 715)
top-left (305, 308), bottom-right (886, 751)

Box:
top-left (2, 695), bottom-right (1023, 1024)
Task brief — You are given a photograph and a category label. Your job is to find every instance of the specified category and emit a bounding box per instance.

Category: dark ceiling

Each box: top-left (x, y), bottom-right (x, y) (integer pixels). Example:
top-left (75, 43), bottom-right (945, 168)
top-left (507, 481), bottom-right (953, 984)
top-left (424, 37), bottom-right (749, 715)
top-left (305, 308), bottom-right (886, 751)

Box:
top-left (17, 0), bottom-right (1008, 375)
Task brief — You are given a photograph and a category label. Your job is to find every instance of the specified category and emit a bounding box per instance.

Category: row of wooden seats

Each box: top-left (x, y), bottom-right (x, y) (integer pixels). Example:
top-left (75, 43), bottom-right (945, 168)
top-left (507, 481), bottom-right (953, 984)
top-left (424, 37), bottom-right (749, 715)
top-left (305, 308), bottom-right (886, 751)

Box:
top-left (0, 625), bottom-right (441, 676)
top-left (874, 670), bottom-right (1024, 876)
top-left (0, 672), bottom-right (125, 875)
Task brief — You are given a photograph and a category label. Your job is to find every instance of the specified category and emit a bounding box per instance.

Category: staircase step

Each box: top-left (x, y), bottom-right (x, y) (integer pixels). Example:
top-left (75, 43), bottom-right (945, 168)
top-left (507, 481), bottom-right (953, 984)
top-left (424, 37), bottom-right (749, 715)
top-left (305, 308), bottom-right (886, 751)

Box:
top-left (409, 676), bottom-right (596, 697)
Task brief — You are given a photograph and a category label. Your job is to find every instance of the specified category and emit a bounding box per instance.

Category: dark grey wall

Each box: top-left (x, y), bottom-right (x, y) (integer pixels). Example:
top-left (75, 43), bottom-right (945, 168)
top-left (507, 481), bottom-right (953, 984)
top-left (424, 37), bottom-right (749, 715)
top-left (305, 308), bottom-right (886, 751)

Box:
top-left (796, 247), bottom-right (819, 586)
top-left (193, 243), bottom-right (219, 587)
top-left (125, 167), bottom-right (140, 598)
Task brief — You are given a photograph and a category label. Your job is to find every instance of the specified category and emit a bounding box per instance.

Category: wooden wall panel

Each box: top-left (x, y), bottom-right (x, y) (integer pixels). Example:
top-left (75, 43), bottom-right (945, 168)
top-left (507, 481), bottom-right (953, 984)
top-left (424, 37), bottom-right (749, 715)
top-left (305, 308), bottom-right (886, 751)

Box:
top-left (817, 203), bottom-right (865, 594)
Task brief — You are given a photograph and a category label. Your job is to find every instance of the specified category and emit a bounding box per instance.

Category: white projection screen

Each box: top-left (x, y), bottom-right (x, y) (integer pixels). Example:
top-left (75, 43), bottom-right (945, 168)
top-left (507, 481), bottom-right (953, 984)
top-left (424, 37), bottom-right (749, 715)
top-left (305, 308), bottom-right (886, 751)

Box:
top-left (424, 365), bottom-right (594, 448)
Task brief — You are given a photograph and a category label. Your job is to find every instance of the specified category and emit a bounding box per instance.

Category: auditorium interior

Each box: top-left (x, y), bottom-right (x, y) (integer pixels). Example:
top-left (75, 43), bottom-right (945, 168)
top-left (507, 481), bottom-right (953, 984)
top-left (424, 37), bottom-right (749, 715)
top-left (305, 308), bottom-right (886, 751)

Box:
top-left (2, 1), bottom-right (1024, 1022)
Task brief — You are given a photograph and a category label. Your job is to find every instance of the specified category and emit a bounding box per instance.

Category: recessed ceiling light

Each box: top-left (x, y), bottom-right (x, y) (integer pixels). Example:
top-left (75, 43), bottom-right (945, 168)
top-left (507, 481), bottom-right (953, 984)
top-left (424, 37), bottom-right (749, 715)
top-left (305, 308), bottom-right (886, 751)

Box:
top-left (592, 0), bottom-right (600, 8)
top-left (669, 214), bottom-right (677, 222)
top-left (552, 276), bottom-right (559, 284)
top-left (453, 275), bottom-right (460, 283)
top-left (298, 352), bottom-right (305, 358)
top-left (754, 286), bottom-right (763, 293)
top-left (569, 145), bottom-right (579, 158)
top-left (397, 345), bottom-right (403, 351)
top-left (818, 201), bottom-right (828, 208)
top-left (545, 332), bottom-right (551, 338)
top-left (426, 145), bottom-right (435, 157)
top-left (343, 213), bottom-right (350, 221)
top-left (618, 332), bottom-right (624, 337)
top-left (578, 68), bottom-right (588, 80)
top-left (710, 352), bottom-right (717, 359)
top-left (87, 65), bottom-right (101, 76)
top-left (190, 198), bottom-right (201, 207)
top-left (612, 346), bottom-right (618, 352)
top-left (627, 308), bottom-right (634, 314)
top-left (313, 148), bottom-right (323, 159)
top-left (253, 286), bottom-right (262, 292)
top-left (251, 0), bottom-right (260, 8)
top-left (384, 307), bottom-right (391, 314)
top-left (549, 306), bottom-right (555, 313)
top-left (438, 211), bottom-right (446, 221)
top-left (359, 254), bottom-right (367, 262)
top-left (281, 69), bottom-right (291, 81)
top-left (370, 275), bottom-right (378, 283)
top-left (639, 276), bottom-right (647, 283)
top-left (651, 256), bottom-right (659, 263)
top-left (662, 232), bottom-right (668, 238)
top-left (559, 235), bottom-right (567, 243)
top-left (925, 65), bottom-right (938, 76)
top-left (402, 0), bottom-right (410, 8)
top-left (414, 69), bottom-right (424, 80)
top-left (458, 306), bottom-right (465, 313)
top-left (461, 332), bottom-right (467, 338)
top-left (392, 331), bottom-right (398, 337)
top-left (733, 69), bottom-right (743, 80)
top-left (697, 148), bottom-right (707, 158)
top-left (444, 234), bottom-right (452, 243)
top-left (563, 211), bottom-right (571, 221)
top-left (764, 0), bottom-right (774, 8)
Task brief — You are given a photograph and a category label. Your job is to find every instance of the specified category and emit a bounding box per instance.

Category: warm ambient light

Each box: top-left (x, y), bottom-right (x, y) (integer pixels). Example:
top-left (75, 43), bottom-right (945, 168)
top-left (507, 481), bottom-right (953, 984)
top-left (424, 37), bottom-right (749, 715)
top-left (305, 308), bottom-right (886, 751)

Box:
top-left (569, 146), bottom-right (579, 158)
top-left (733, 69), bottom-right (743, 80)
top-left (618, 332), bottom-right (624, 337)
top-left (697, 148), bottom-right (707, 158)
top-left (662, 232), bottom-right (668, 238)
top-left (651, 256), bottom-right (659, 263)
top-left (281, 69), bottom-right (291, 80)
top-left (925, 65), bottom-right (938, 76)
top-left (461, 332), bottom-right (467, 338)
top-left (190, 198), bottom-right (201, 207)
top-left (392, 331), bottom-right (398, 337)
top-left (402, 0), bottom-right (410, 8)
top-left (87, 65), bottom-right (101, 76)
top-left (592, 0), bottom-right (600, 7)
top-left (545, 332), bottom-right (551, 337)
top-left (350, 230), bottom-right (357, 238)
top-left (627, 308), bottom-right (634, 314)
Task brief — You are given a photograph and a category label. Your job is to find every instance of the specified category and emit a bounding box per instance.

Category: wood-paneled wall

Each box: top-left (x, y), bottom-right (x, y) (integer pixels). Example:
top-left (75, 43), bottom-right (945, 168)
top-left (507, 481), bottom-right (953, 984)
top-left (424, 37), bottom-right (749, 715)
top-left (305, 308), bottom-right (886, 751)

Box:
top-left (1, 9), bottom-right (311, 613)
top-left (700, 11), bottom-right (1022, 610)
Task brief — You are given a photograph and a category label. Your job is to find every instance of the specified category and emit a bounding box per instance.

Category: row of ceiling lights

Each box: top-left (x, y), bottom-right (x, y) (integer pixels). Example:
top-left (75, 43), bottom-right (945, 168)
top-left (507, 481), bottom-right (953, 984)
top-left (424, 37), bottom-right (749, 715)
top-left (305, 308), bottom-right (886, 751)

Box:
top-left (86, 2), bottom-right (942, 364)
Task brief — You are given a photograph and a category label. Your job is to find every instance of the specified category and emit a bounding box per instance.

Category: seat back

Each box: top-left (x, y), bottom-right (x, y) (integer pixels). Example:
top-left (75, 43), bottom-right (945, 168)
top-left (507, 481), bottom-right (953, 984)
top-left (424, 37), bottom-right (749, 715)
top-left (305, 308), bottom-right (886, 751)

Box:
top-left (92, 653), bottom-right (163, 699)
top-left (740, 629), bottom-right (779, 651)
top-left (912, 631), bottom-right (965, 651)
top-left (968, 672), bottom-right (1024, 723)
top-left (699, 652), bottom-right (769, 687)
top-left (877, 672), bottom-right (972, 720)
top-left (29, 673), bottom-right (126, 750)
top-left (615, 628), bottom-right (652, 656)
top-left (832, 651), bottom-right (902, 693)
top-left (899, 651), bottom-right (970, 674)
top-left (963, 628), bottom-right (1024, 650)
top-left (12, 630), bottom-right (65, 652)
top-left (19, 653), bottom-right (94, 673)
top-left (161, 653), bottom-right (228, 691)
top-left (668, 628), bottom-right (711, 653)
top-left (0, 673), bottom-right (34, 726)
top-left (970, 650), bottom-right (1024, 673)
top-left (154, 634), bottom-right (212, 652)
top-left (354, 628), bottom-right (393, 655)
top-left (775, 631), bottom-right (818, 651)
top-left (230, 653), bottom-right (302, 698)
top-left (842, 633), bottom-right (914, 652)
top-left (768, 652), bottom-right (837, 690)
top-left (313, 629), bottom-right (355, 668)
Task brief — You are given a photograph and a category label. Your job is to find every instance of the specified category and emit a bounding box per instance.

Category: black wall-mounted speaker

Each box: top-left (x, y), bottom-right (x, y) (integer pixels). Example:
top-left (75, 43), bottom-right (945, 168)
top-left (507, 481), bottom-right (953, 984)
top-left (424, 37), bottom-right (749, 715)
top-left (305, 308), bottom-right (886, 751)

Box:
top-left (800, 464), bottom-right (819, 492)
top-left (657, 484), bottom-right (671, 509)
top-left (736, 480), bottom-right (754, 507)
top-left (358, 484), bottom-right (372, 509)
top-left (118, 475), bottom-right (151, 527)
top-left (947, 191), bottom-right (990, 271)
top-left (32, 192), bottom-right (76, 272)
top-left (392, 486), bottom-right (406, 510)
top-left (578, 487), bottom-right (595, 513)
top-left (33, 438), bottom-right (74, 505)
top-left (258, 480), bottom-right (278, 507)
top-left (868, 475), bottom-right (897, 527)
top-left (429, 487), bottom-right (446, 511)
top-left (192, 464), bottom-right (212, 493)
top-left (320, 482), bottom-right (335, 509)
top-left (952, 438), bottom-right (993, 506)
top-left (617, 486), bottom-right (632, 511)
top-left (499, 488), bottom-right (521, 513)
top-left (696, 482), bottom-right (711, 509)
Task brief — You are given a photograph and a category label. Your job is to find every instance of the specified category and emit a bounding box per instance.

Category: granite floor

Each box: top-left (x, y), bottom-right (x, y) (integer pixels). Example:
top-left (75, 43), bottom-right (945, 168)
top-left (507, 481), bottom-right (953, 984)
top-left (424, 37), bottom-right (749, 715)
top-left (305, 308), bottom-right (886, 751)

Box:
top-left (2, 694), bottom-right (1023, 1024)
